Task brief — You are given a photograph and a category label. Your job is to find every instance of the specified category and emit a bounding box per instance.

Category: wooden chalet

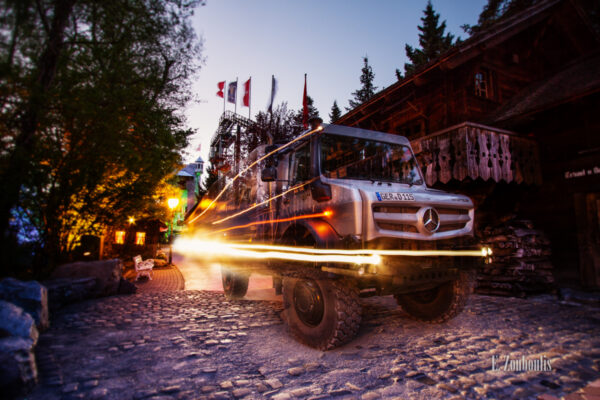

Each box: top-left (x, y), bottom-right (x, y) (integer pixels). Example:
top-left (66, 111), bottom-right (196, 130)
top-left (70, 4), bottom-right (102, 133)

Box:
top-left (337, 0), bottom-right (600, 292)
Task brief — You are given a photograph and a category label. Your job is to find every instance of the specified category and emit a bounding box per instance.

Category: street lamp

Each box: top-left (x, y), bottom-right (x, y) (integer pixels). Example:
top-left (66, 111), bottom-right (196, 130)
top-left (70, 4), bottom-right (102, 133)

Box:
top-left (167, 197), bottom-right (179, 265)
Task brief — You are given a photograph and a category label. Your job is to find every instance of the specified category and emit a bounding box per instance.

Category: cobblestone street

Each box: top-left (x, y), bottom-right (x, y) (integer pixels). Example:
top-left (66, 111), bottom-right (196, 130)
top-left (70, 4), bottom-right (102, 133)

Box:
top-left (25, 286), bottom-right (600, 400)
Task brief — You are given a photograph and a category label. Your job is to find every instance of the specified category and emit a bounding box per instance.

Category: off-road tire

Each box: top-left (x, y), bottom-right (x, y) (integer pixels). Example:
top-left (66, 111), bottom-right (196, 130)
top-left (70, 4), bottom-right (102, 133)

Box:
top-left (221, 268), bottom-right (249, 300)
top-left (283, 277), bottom-right (361, 350)
top-left (395, 270), bottom-right (474, 323)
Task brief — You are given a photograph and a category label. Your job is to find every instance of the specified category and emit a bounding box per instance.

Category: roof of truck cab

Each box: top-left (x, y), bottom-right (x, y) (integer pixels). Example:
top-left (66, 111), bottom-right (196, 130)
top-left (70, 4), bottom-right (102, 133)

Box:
top-left (321, 123), bottom-right (411, 146)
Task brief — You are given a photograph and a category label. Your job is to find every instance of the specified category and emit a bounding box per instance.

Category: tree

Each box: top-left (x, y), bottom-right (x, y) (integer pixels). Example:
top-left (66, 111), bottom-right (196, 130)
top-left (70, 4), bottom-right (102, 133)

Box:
top-left (253, 102), bottom-right (298, 145)
top-left (0, 0), bottom-right (203, 276)
top-left (403, 1), bottom-right (456, 76)
top-left (293, 95), bottom-right (319, 127)
top-left (200, 163), bottom-right (219, 196)
top-left (347, 56), bottom-right (377, 110)
top-left (395, 69), bottom-right (404, 81)
top-left (462, 0), bottom-right (544, 35)
top-left (329, 101), bottom-right (342, 123)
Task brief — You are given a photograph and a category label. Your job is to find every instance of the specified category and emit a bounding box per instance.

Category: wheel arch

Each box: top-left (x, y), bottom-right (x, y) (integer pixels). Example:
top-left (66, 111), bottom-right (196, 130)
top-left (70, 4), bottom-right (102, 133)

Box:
top-left (279, 219), bottom-right (340, 248)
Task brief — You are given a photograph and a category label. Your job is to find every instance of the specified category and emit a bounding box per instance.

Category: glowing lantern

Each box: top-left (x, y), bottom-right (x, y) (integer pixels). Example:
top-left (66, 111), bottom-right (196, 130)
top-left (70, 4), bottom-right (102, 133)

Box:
top-left (167, 198), bottom-right (180, 210)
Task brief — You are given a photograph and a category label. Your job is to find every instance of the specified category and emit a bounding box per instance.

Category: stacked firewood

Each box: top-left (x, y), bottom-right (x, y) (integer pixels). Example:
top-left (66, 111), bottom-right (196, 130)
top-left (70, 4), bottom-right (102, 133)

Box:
top-left (476, 219), bottom-right (555, 297)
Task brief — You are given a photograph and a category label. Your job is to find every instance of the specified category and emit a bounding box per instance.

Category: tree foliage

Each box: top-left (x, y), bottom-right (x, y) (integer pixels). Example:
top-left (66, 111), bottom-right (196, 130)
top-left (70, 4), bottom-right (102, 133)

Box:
top-left (200, 163), bottom-right (219, 197)
top-left (462, 0), bottom-right (544, 35)
top-left (347, 56), bottom-right (377, 110)
top-left (403, 1), bottom-right (456, 76)
top-left (329, 100), bottom-right (341, 123)
top-left (0, 0), bottom-right (203, 275)
top-left (293, 95), bottom-right (319, 127)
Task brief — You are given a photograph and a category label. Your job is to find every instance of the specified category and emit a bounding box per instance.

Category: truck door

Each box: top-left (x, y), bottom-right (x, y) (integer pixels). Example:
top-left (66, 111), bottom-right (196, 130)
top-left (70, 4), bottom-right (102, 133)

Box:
top-left (285, 142), bottom-right (313, 218)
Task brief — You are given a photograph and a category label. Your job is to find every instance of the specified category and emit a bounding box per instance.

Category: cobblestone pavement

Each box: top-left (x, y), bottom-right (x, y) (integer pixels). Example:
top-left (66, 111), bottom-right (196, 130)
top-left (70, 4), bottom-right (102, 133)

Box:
top-left (26, 291), bottom-right (600, 400)
top-left (134, 265), bottom-right (185, 293)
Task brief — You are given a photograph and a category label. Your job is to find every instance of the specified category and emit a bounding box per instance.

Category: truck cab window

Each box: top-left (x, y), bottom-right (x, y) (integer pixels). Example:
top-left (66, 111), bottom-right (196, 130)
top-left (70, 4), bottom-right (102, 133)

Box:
top-left (290, 143), bottom-right (311, 185)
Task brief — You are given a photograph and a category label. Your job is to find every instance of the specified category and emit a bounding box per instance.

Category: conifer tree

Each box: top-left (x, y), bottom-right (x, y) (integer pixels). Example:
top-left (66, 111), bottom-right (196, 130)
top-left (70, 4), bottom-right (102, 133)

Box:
top-left (347, 56), bottom-right (377, 110)
top-left (462, 0), bottom-right (541, 35)
top-left (395, 69), bottom-right (404, 81)
top-left (293, 95), bottom-right (319, 127)
top-left (329, 101), bottom-right (342, 123)
top-left (404, 1), bottom-right (456, 76)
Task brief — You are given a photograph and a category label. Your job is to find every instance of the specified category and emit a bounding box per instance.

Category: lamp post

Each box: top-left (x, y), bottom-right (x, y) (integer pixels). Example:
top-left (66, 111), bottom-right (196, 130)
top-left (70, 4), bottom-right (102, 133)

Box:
top-left (167, 197), bottom-right (179, 265)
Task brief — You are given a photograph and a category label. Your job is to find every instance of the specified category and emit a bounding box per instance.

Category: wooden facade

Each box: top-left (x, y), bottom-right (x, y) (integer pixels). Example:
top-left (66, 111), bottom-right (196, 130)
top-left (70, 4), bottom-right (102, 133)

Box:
top-left (338, 0), bottom-right (600, 289)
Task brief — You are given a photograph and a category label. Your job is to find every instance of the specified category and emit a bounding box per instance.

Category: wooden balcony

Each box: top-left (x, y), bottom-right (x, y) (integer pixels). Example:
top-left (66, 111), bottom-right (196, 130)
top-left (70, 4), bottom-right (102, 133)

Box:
top-left (410, 122), bottom-right (541, 186)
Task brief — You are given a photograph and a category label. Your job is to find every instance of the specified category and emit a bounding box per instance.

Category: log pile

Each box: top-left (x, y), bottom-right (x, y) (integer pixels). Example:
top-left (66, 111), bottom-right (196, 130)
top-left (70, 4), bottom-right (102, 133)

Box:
top-left (476, 219), bottom-right (555, 297)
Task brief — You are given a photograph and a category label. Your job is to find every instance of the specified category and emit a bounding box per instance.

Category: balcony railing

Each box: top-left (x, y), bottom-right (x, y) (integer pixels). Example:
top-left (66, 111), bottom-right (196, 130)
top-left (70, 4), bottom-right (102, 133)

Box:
top-left (411, 122), bottom-right (541, 186)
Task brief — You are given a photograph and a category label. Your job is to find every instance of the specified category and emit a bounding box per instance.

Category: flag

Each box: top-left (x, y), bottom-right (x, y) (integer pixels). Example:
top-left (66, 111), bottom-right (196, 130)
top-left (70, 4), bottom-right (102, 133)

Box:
top-left (243, 78), bottom-right (251, 107)
top-left (216, 81), bottom-right (225, 98)
top-left (227, 81), bottom-right (237, 104)
top-left (302, 74), bottom-right (308, 129)
top-left (267, 75), bottom-right (277, 113)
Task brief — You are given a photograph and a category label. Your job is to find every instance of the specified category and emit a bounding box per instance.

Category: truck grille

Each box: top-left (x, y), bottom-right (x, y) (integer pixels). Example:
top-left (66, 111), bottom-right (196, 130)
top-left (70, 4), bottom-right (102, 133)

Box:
top-left (373, 205), bottom-right (470, 234)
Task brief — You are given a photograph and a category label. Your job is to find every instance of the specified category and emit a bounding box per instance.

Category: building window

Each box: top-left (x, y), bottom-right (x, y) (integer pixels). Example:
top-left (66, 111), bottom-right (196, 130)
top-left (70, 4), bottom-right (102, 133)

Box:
top-left (474, 69), bottom-right (492, 98)
top-left (135, 232), bottom-right (146, 245)
top-left (115, 231), bottom-right (125, 244)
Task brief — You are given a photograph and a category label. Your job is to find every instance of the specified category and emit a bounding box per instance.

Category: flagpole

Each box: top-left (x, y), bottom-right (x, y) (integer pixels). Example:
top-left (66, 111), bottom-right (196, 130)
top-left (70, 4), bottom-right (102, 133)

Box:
top-left (223, 81), bottom-right (226, 113)
top-left (234, 77), bottom-right (238, 115)
top-left (249, 76), bottom-right (251, 120)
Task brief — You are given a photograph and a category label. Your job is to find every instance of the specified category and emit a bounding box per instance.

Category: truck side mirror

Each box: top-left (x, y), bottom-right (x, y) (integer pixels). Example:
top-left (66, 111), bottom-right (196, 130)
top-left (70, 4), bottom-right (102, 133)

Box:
top-left (310, 179), bottom-right (331, 202)
top-left (261, 167), bottom-right (277, 182)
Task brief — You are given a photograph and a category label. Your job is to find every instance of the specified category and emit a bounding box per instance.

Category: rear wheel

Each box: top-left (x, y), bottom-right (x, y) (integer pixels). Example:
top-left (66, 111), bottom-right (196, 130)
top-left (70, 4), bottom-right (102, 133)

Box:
top-left (283, 277), bottom-right (361, 350)
top-left (221, 267), bottom-right (249, 299)
top-left (395, 270), bottom-right (474, 323)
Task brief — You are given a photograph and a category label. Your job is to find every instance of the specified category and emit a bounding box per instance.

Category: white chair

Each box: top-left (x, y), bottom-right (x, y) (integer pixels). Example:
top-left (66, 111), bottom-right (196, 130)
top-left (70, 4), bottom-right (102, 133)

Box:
top-left (133, 255), bottom-right (154, 280)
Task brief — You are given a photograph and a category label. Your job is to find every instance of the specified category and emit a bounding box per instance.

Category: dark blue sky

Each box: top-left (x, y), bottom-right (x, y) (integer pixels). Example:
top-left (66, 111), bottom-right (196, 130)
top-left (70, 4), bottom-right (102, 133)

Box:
top-left (185, 1), bottom-right (487, 163)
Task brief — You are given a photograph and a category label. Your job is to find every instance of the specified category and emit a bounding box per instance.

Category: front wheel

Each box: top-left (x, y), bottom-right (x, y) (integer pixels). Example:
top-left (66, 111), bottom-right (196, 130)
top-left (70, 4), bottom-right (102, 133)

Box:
top-left (395, 270), bottom-right (474, 323)
top-left (221, 267), bottom-right (249, 299)
top-left (283, 277), bottom-right (361, 350)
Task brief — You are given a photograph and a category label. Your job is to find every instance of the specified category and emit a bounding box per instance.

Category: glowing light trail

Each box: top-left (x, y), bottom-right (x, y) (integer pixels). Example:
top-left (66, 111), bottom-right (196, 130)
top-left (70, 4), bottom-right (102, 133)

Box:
top-left (226, 243), bottom-right (488, 258)
top-left (175, 237), bottom-right (380, 265)
top-left (175, 238), bottom-right (491, 263)
top-left (211, 178), bottom-right (316, 225)
top-left (188, 125), bottom-right (324, 224)
top-left (216, 211), bottom-right (333, 233)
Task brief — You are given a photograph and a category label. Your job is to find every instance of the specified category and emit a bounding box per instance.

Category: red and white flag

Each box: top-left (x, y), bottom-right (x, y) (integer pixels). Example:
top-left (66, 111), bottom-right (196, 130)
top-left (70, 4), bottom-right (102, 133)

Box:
top-left (216, 81), bottom-right (225, 98)
top-left (302, 74), bottom-right (308, 129)
top-left (243, 78), bottom-right (251, 107)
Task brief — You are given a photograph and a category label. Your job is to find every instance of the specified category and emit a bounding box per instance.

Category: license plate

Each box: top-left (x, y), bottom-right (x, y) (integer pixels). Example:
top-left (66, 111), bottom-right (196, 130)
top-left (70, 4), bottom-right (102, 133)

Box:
top-left (376, 192), bottom-right (415, 201)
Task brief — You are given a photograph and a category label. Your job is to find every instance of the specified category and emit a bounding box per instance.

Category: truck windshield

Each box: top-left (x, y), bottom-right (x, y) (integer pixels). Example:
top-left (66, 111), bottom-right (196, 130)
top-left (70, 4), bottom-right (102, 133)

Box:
top-left (320, 134), bottom-right (423, 185)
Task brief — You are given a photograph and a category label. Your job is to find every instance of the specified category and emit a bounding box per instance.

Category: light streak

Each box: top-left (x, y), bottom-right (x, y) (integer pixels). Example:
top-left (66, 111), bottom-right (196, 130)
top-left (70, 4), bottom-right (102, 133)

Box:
top-left (211, 178), bottom-right (316, 225)
top-left (175, 238), bottom-right (491, 261)
top-left (188, 125), bottom-right (324, 224)
top-left (216, 210), bottom-right (333, 233)
top-left (174, 237), bottom-right (380, 265)
top-left (227, 242), bottom-right (487, 258)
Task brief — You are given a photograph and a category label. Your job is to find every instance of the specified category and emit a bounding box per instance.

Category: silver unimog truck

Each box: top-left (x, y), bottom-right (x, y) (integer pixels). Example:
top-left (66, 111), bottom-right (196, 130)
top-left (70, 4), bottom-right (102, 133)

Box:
top-left (201, 120), bottom-right (487, 350)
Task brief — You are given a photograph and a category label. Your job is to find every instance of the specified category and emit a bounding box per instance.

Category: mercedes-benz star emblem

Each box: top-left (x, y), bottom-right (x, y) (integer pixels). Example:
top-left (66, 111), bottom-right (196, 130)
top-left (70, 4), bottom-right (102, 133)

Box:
top-left (422, 207), bottom-right (440, 233)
